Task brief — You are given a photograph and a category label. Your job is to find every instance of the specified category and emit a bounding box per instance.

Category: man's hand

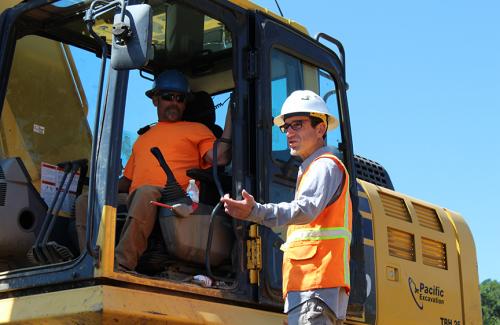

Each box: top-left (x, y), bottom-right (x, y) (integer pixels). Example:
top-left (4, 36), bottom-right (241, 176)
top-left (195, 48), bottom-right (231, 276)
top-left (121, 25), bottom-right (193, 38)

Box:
top-left (221, 189), bottom-right (255, 220)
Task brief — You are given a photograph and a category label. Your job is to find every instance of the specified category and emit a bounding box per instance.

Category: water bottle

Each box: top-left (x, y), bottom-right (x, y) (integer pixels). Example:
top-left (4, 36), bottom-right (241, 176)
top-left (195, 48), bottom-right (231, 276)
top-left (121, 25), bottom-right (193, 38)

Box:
top-left (186, 179), bottom-right (199, 204)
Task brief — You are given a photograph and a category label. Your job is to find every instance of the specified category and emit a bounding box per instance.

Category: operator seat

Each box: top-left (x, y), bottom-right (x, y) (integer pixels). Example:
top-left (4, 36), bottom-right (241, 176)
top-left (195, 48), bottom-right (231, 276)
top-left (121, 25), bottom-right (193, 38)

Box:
top-left (183, 91), bottom-right (223, 138)
top-left (183, 91), bottom-right (231, 206)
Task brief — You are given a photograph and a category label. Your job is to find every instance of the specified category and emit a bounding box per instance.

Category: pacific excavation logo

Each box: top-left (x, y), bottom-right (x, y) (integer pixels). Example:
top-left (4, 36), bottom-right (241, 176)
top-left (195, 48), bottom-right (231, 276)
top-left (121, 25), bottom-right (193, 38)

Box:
top-left (408, 277), bottom-right (445, 310)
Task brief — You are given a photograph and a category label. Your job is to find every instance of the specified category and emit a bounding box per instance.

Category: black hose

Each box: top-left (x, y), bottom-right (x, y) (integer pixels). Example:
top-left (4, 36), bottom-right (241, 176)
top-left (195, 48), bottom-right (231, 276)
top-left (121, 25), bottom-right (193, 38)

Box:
top-left (204, 138), bottom-right (232, 283)
top-left (212, 139), bottom-right (224, 198)
top-left (204, 202), bottom-right (224, 280)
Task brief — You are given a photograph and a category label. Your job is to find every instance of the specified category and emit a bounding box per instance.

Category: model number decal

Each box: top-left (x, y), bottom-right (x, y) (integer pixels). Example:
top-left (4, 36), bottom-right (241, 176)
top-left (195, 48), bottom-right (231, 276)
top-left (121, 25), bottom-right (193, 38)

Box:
top-left (440, 317), bottom-right (460, 325)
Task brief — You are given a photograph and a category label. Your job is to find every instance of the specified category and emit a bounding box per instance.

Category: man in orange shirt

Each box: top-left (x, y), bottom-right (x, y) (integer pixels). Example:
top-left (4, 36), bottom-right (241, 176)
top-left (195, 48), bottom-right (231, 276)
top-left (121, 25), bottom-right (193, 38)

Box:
top-left (76, 70), bottom-right (231, 271)
top-left (114, 69), bottom-right (231, 271)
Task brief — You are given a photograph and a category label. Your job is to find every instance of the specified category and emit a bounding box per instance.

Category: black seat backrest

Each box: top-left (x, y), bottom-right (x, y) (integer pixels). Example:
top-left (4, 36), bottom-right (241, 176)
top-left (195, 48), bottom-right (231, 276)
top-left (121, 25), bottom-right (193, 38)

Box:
top-left (183, 91), bottom-right (223, 138)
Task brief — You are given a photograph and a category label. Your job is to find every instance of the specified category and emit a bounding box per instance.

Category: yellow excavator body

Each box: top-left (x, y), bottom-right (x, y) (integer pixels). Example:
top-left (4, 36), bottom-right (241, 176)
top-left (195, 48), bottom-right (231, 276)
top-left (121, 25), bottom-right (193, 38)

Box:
top-left (0, 1), bottom-right (481, 324)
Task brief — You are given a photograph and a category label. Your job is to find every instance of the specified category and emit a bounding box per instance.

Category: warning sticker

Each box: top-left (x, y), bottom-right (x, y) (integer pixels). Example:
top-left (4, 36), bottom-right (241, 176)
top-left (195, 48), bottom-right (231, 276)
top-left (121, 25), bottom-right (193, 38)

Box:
top-left (33, 123), bottom-right (45, 135)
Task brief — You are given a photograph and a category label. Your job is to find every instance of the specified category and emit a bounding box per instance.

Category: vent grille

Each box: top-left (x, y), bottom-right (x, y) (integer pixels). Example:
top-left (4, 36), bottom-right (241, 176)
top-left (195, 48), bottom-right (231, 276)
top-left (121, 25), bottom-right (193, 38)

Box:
top-left (422, 237), bottom-right (447, 269)
top-left (0, 166), bottom-right (4, 179)
top-left (380, 192), bottom-right (412, 222)
top-left (354, 155), bottom-right (394, 190)
top-left (414, 203), bottom-right (443, 232)
top-left (387, 227), bottom-right (415, 261)
top-left (0, 183), bottom-right (6, 206)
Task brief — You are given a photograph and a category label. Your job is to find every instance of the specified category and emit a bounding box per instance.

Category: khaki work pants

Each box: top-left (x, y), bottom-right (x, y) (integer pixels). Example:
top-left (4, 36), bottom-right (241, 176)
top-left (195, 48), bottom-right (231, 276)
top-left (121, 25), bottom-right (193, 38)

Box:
top-left (74, 191), bottom-right (129, 252)
top-left (74, 186), bottom-right (161, 271)
top-left (114, 186), bottom-right (162, 270)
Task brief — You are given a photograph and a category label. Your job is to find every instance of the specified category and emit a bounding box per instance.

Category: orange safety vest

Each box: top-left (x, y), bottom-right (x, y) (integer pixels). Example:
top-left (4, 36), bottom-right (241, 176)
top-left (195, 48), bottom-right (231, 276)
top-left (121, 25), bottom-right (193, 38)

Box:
top-left (281, 153), bottom-right (352, 298)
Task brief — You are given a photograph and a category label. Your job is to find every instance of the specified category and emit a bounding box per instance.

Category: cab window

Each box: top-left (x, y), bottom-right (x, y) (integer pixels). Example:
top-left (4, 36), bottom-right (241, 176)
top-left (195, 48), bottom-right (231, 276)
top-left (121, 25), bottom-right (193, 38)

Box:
top-left (270, 48), bottom-right (342, 180)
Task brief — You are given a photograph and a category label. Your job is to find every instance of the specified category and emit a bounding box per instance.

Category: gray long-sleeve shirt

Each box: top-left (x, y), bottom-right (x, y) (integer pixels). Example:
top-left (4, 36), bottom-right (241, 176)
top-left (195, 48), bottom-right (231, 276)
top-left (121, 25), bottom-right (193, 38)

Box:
top-left (247, 146), bottom-right (349, 318)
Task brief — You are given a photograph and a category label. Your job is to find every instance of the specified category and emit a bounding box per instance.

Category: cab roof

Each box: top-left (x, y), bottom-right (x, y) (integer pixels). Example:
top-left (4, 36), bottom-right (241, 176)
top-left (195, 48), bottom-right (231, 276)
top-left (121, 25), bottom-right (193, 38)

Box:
top-left (228, 0), bottom-right (309, 35)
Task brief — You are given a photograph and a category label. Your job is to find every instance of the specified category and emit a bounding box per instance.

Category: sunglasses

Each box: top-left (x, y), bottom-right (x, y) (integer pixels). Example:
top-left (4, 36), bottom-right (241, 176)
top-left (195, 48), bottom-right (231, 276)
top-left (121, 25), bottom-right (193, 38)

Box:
top-left (159, 92), bottom-right (186, 103)
top-left (279, 119), bottom-right (310, 133)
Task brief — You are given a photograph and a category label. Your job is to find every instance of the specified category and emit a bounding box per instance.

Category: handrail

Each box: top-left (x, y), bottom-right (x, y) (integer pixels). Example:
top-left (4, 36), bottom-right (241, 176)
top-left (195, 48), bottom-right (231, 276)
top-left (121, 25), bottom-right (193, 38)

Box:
top-left (315, 32), bottom-right (348, 90)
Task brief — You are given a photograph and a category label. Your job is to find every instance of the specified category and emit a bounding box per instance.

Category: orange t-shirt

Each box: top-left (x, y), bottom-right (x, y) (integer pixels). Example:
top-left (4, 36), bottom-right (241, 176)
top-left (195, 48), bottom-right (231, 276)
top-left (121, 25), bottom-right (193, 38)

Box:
top-left (123, 121), bottom-right (215, 193)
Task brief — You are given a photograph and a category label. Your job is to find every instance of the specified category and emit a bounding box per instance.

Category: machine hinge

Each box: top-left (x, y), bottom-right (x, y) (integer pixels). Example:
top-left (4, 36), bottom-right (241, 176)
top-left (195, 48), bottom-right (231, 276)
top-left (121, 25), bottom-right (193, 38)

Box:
top-left (246, 224), bottom-right (262, 285)
top-left (246, 49), bottom-right (258, 80)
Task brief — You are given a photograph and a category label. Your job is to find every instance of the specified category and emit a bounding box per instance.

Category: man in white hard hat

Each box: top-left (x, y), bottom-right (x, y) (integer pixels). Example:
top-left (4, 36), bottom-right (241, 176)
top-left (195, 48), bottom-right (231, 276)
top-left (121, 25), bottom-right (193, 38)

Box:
top-left (221, 90), bottom-right (352, 325)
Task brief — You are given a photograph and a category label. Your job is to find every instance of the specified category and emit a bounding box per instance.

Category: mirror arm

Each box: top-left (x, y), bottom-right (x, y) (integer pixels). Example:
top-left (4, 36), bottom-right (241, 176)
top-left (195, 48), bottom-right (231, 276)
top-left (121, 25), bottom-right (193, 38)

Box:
top-left (84, 0), bottom-right (124, 24)
top-left (85, 0), bottom-right (132, 47)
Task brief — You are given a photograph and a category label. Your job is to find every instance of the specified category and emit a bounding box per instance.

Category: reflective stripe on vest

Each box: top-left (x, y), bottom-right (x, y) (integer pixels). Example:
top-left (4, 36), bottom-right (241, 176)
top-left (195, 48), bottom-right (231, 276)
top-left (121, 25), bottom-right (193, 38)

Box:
top-left (280, 227), bottom-right (351, 251)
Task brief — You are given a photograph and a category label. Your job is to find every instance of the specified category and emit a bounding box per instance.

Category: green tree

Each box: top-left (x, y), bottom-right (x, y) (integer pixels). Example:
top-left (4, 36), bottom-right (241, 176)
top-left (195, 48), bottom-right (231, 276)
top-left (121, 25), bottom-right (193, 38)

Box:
top-left (481, 279), bottom-right (500, 325)
top-left (121, 131), bottom-right (135, 166)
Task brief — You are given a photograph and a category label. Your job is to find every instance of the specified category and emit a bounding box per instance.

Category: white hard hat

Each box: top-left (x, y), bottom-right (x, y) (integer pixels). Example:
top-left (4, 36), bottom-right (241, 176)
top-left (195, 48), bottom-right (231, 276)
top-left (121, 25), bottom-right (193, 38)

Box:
top-left (273, 90), bottom-right (339, 131)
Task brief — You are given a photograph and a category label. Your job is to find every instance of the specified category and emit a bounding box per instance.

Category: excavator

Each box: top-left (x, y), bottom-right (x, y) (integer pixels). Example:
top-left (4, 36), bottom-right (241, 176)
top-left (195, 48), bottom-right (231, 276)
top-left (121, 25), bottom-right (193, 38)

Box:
top-left (0, 0), bottom-right (482, 324)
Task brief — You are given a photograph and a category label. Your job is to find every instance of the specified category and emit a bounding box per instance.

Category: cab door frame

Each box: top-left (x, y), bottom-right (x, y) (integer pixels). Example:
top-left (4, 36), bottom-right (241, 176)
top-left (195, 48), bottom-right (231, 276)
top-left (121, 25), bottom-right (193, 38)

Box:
top-left (250, 10), bottom-right (366, 307)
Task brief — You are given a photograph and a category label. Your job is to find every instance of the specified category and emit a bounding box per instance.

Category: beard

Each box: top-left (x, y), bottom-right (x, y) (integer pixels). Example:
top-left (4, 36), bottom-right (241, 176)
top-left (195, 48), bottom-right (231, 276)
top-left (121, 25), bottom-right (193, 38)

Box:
top-left (161, 104), bottom-right (183, 122)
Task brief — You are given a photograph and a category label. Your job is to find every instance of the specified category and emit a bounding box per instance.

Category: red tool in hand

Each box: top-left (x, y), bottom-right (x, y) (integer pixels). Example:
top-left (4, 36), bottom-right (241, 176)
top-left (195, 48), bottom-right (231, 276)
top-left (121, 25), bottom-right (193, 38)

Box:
top-left (149, 201), bottom-right (174, 209)
top-left (150, 200), bottom-right (198, 211)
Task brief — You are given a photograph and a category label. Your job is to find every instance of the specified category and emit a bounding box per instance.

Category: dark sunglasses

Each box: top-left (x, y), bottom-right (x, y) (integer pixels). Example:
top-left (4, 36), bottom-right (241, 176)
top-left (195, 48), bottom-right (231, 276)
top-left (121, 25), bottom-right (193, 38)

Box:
top-left (159, 92), bottom-right (186, 103)
top-left (279, 119), bottom-right (310, 133)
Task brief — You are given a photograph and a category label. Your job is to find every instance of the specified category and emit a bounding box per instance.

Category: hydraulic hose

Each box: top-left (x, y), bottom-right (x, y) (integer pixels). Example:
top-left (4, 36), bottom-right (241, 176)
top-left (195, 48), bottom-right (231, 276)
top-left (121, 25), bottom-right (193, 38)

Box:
top-left (204, 138), bottom-right (233, 283)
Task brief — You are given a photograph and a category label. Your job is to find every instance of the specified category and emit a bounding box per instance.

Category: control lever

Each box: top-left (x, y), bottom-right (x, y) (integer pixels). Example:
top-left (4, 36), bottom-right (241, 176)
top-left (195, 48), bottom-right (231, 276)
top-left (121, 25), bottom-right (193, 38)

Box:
top-left (150, 147), bottom-right (192, 218)
top-left (28, 159), bottom-right (87, 265)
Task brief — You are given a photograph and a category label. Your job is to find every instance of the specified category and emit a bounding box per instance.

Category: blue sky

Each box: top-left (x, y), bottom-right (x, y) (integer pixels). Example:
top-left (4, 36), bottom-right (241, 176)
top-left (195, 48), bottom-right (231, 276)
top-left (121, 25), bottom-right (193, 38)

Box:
top-left (251, 0), bottom-right (499, 281)
top-left (75, 0), bottom-right (499, 282)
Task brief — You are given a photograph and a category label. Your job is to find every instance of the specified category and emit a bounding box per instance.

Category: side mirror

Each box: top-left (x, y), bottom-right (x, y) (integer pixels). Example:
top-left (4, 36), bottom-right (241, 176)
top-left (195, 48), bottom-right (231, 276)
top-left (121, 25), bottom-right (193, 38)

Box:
top-left (111, 4), bottom-right (152, 70)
